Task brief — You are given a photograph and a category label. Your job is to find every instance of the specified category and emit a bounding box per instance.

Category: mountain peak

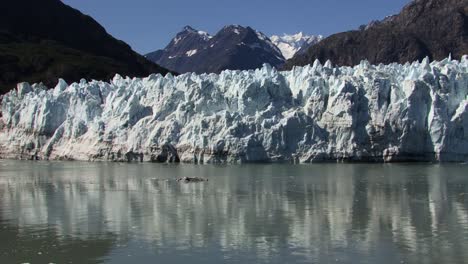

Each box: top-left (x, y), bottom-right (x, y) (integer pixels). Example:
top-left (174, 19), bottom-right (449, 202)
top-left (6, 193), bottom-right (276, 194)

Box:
top-left (288, 32), bottom-right (304, 39)
top-left (224, 24), bottom-right (244, 29)
top-left (182, 25), bottom-right (196, 32)
top-left (177, 26), bottom-right (211, 41)
top-left (146, 25), bottom-right (285, 74)
top-left (271, 33), bottom-right (323, 60)
top-left (222, 25), bottom-right (252, 34)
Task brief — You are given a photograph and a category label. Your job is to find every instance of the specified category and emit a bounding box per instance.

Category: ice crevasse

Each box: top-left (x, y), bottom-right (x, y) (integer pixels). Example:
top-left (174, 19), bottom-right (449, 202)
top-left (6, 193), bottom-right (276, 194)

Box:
top-left (0, 56), bottom-right (467, 163)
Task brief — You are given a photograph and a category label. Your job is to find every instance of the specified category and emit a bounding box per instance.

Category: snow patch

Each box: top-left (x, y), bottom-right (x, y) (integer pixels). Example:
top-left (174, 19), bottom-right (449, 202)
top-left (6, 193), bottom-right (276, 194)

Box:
top-left (197, 30), bottom-right (212, 40)
top-left (186, 49), bottom-right (198, 57)
top-left (173, 37), bottom-right (182, 45)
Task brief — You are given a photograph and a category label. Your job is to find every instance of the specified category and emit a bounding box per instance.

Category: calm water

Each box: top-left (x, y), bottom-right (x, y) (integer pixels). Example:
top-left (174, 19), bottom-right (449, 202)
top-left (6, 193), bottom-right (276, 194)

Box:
top-left (0, 161), bottom-right (467, 264)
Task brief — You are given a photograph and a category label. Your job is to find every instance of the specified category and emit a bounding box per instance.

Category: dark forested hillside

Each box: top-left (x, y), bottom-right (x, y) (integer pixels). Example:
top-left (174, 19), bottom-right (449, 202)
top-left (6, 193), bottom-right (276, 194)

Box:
top-left (0, 0), bottom-right (170, 94)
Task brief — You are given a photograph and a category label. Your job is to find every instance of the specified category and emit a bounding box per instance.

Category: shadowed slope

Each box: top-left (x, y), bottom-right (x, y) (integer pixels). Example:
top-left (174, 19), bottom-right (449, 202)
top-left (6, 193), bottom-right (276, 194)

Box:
top-left (0, 0), bottom-right (170, 93)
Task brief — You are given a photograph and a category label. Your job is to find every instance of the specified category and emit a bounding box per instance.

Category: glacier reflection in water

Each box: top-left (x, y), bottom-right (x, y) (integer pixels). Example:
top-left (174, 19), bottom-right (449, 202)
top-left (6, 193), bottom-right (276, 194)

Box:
top-left (0, 161), bottom-right (467, 264)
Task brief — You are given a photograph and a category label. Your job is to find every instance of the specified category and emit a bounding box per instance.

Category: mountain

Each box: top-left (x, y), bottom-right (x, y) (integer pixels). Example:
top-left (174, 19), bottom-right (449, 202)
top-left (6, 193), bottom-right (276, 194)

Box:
top-left (0, 0), bottom-right (170, 94)
top-left (284, 0), bottom-right (468, 69)
top-left (145, 25), bottom-right (285, 74)
top-left (270, 33), bottom-right (323, 59)
top-left (2, 57), bottom-right (467, 162)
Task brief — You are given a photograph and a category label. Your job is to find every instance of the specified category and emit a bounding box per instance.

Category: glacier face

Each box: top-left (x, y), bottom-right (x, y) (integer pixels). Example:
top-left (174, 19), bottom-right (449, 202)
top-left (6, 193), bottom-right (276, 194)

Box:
top-left (0, 57), bottom-right (467, 163)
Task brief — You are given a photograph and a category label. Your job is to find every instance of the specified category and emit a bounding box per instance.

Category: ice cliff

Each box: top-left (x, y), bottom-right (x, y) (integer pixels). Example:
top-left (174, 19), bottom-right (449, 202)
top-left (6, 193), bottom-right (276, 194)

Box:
top-left (1, 56), bottom-right (467, 163)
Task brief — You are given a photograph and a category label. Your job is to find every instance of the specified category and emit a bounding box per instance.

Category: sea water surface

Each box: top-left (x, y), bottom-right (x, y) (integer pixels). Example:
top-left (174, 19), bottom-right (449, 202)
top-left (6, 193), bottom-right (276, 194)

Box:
top-left (0, 161), bottom-right (467, 264)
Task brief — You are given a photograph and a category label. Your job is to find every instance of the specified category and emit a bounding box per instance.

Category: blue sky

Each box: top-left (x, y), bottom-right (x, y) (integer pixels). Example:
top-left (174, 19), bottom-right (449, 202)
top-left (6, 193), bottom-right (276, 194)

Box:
top-left (62, 0), bottom-right (411, 54)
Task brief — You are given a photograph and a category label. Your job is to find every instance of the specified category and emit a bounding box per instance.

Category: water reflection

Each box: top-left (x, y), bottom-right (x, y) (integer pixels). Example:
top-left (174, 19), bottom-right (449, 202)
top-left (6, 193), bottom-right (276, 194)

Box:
top-left (0, 161), bottom-right (467, 263)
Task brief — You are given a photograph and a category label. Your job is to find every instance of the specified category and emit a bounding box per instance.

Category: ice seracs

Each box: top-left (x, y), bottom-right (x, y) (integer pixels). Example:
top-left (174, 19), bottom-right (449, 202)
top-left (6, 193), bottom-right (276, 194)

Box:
top-left (0, 56), bottom-right (467, 163)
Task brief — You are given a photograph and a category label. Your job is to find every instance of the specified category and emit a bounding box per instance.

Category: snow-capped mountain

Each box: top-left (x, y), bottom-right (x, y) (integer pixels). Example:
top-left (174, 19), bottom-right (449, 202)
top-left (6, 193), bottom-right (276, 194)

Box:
top-left (145, 26), bottom-right (211, 65)
top-left (2, 57), bottom-right (467, 163)
top-left (270, 33), bottom-right (323, 59)
top-left (145, 25), bottom-right (285, 74)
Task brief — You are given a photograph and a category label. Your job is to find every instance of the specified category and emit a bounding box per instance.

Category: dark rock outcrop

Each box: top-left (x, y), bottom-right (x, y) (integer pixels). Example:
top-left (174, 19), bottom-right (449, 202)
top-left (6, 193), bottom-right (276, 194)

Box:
top-left (0, 0), bottom-right (170, 94)
top-left (284, 0), bottom-right (468, 69)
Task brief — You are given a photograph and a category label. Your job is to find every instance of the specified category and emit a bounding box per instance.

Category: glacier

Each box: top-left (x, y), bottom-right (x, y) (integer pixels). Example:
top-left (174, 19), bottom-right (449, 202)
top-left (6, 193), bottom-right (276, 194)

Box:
top-left (0, 56), bottom-right (467, 163)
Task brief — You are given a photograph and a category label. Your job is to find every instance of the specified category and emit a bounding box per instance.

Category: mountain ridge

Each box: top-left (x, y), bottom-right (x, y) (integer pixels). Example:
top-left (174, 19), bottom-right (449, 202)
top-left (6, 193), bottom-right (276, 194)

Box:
top-left (284, 0), bottom-right (468, 69)
top-left (145, 25), bottom-right (285, 74)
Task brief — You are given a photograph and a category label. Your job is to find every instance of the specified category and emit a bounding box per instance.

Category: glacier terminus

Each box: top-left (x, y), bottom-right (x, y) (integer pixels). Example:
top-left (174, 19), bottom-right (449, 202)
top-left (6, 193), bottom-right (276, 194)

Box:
top-left (0, 56), bottom-right (467, 163)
